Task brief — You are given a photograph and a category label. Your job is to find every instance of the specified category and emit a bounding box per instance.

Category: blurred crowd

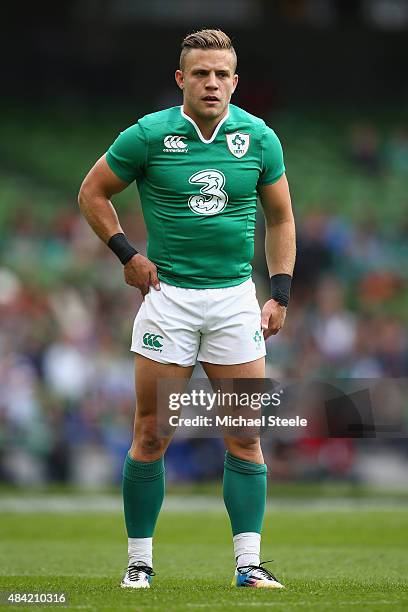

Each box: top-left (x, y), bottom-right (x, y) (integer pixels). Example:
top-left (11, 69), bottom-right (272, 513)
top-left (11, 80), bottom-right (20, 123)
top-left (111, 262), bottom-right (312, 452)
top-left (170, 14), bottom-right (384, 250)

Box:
top-left (349, 122), bottom-right (408, 177)
top-left (2, 0), bottom-right (408, 489)
top-left (266, 211), bottom-right (408, 380)
top-left (0, 197), bottom-right (407, 487)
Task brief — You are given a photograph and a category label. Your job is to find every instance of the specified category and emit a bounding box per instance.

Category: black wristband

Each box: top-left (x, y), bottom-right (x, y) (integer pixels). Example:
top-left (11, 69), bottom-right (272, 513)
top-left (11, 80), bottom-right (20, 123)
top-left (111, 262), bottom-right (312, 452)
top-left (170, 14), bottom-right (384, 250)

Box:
top-left (270, 273), bottom-right (292, 307)
top-left (107, 233), bottom-right (138, 265)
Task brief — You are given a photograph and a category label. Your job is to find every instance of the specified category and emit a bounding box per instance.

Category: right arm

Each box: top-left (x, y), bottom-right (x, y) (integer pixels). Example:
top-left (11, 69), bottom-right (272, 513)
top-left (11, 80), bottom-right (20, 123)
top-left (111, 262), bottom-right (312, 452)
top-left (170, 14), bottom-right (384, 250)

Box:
top-left (78, 155), bottom-right (160, 296)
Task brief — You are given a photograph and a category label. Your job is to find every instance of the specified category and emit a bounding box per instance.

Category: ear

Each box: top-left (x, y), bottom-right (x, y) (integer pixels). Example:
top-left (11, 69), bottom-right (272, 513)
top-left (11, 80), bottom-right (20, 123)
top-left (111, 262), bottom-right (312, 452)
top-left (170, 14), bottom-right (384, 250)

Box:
top-left (175, 69), bottom-right (184, 90)
top-left (232, 73), bottom-right (239, 94)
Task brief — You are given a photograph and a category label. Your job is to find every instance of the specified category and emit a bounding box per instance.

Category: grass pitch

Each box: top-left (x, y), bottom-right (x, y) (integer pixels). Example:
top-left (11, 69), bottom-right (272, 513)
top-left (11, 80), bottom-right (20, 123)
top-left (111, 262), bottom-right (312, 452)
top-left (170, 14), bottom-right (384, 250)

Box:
top-left (1, 502), bottom-right (408, 611)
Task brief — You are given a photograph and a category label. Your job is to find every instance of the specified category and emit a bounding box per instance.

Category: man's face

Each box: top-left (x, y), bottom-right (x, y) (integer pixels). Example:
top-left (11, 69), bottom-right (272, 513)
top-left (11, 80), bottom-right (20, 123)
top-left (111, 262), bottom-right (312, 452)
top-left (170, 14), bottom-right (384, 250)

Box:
top-left (175, 49), bottom-right (238, 121)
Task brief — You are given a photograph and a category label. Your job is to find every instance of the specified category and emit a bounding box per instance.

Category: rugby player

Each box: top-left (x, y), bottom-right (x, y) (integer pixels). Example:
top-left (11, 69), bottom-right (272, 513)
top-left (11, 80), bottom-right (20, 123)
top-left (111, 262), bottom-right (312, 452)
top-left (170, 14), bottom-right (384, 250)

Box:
top-left (78, 29), bottom-right (296, 590)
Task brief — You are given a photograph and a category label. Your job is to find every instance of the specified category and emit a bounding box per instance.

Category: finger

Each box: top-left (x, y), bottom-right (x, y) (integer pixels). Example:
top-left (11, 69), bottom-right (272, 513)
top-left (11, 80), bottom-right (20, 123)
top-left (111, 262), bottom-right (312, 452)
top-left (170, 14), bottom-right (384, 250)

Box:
top-left (272, 323), bottom-right (284, 335)
top-left (264, 323), bottom-right (282, 338)
top-left (140, 283), bottom-right (150, 297)
top-left (263, 328), bottom-right (272, 340)
top-left (149, 270), bottom-right (161, 291)
top-left (261, 310), bottom-right (270, 331)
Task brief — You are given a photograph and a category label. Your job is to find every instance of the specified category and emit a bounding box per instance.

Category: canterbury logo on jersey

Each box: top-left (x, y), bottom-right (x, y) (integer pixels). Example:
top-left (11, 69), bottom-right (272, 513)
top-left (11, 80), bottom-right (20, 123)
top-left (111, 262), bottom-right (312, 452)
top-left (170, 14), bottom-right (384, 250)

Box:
top-left (142, 332), bottom-right (164, 352)
top-left (163, 135), bottom-right (188, 153)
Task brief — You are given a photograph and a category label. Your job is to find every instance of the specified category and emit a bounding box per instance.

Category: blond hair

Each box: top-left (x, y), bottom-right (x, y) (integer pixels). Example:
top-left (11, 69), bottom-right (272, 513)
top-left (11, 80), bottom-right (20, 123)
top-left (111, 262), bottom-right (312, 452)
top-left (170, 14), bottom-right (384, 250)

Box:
top-left (180, 29), bottom-right (237, 70)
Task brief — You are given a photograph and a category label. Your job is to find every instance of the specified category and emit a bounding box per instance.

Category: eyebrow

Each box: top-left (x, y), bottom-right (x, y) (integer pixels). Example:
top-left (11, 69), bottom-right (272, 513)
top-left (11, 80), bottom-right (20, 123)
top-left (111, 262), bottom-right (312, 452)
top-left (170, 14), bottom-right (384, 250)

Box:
top-left (191, 68), bottom-right (231, 74)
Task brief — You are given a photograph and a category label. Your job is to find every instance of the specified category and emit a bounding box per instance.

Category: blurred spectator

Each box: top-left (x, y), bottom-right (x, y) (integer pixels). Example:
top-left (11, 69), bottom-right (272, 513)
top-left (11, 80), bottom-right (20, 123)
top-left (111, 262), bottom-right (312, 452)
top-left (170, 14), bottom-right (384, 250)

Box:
top-left (311, 277), bottom-right (356, 362)
top-left (348, 318), bottom-right (384, 377)
top-left (293, 214), bottom-right (333, 300)
top-left (349, 122), bottom-right (382, 175)
top-left (386, 126), bottom-right (408, 173)
top-left (375, 318), bottom-right (408, 376)
top-left (43, 339), bottom-right (94, 401)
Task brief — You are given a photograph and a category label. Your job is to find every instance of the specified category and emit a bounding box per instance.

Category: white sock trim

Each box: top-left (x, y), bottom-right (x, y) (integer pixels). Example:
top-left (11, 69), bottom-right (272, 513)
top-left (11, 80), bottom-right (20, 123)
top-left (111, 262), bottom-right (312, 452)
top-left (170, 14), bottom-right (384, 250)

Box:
top-left (233, 532), bottom-right (261, 568)
top-left (128, 537), bottom-right (153, 568)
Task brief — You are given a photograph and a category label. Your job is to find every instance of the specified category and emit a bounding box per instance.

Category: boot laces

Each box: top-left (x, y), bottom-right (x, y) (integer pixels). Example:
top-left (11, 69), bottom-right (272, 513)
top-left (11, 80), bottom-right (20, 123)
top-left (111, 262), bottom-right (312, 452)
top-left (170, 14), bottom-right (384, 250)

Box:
top-left (127, 563), bottom-right (155, 581)
top-left (236, 560), bottom-right (278, 581)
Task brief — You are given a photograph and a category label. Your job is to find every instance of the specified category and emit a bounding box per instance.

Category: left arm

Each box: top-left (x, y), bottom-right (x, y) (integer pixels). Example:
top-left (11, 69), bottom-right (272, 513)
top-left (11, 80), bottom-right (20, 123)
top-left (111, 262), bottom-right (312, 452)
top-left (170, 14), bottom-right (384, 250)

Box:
top-left (258, 173), bottom-right (296, 338)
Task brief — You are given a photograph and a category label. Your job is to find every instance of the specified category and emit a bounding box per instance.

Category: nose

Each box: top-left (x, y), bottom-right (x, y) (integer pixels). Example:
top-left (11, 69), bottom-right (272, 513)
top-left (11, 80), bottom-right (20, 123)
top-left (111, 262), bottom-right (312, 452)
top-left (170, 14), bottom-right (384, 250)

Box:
top-left (205, 72), bottom-right (218, 89)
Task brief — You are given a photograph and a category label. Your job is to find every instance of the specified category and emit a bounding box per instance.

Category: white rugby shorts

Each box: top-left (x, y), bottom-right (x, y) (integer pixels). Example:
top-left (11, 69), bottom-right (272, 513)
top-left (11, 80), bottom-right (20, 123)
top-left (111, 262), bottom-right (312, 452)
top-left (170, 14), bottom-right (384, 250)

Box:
top-left (131, 278), bottom-right (266, 366)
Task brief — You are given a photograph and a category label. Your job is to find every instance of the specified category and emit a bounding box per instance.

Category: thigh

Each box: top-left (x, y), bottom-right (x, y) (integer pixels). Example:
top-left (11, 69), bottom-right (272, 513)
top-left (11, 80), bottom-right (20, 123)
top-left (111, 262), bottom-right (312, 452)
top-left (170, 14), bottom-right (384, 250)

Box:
top-left (202, 358), bottom-right (265, 463)
top-left (135, 354), bottom-right (194, 418)
top-left (130, 355), bottom-right (194, 458)
top-left (202, 358), bottom-right (265, 379)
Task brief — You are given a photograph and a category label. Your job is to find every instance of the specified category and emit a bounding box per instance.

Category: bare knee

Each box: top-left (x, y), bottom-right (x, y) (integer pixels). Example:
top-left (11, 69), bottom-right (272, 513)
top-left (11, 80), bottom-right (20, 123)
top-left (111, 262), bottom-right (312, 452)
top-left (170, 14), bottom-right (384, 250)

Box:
top-left (130, 417), bottom-right (169, 461)
top-left (225, 436), bottom-right (264, 464)
top-left (131, 436), bottom-right (162, 459)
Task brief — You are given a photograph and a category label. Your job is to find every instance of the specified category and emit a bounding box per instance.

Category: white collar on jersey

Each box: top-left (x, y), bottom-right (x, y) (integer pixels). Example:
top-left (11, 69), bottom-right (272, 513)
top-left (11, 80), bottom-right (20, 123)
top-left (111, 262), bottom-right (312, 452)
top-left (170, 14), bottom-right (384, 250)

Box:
top-left (180, 105), bottom-right (229, 144)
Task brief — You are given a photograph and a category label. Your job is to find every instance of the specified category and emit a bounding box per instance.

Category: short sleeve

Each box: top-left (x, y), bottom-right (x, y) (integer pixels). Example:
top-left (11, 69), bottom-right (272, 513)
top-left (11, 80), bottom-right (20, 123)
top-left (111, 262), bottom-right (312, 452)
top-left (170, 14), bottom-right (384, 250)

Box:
top-left (106, 123), bottom-right (147, 183)
top-left (258, 125), bottom-right (285, 186)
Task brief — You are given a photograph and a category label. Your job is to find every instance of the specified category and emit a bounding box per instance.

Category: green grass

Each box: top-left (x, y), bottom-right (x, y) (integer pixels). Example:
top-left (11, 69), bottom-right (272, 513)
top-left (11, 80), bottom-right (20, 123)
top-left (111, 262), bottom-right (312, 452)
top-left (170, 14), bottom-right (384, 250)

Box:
top-left (1, 507), bottom-right (408, 611)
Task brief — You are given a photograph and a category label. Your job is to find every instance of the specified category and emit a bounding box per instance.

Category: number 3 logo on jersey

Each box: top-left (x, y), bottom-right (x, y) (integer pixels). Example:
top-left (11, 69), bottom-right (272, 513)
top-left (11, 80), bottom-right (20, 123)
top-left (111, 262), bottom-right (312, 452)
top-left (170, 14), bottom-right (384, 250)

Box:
top-left (188, 169), bottom-right (228, 216)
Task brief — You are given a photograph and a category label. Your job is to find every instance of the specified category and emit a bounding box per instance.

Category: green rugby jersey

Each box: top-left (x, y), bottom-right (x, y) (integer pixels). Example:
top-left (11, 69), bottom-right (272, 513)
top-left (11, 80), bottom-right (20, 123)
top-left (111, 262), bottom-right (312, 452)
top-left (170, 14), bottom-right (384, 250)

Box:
top-left (106, 104), bottom-right (285, 288)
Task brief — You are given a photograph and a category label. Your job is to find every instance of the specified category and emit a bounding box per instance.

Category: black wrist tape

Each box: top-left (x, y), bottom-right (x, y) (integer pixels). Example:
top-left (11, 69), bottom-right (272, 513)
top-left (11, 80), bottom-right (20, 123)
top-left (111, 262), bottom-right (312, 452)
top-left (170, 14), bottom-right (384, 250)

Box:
top-left (270, 273), bottom-right (292, 307)
top-left (107, 233), bottom-right (138, 265)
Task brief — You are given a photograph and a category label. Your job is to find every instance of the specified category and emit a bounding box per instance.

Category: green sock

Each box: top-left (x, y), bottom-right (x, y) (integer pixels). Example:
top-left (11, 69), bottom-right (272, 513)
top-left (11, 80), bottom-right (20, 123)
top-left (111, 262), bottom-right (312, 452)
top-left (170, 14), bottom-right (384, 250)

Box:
top-left (223, 451), bottom-right (267, 536)
top-left (122, 454), bottom-right (165, 538)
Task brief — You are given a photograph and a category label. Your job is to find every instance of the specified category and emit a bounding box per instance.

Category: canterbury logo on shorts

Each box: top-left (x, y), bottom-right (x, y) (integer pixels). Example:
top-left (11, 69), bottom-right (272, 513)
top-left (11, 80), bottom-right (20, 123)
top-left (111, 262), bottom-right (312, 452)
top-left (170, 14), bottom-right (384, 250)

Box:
top-left (163, 135), bottom-right (188, 153)
top-left (142, 332), bottom-right (164, 352)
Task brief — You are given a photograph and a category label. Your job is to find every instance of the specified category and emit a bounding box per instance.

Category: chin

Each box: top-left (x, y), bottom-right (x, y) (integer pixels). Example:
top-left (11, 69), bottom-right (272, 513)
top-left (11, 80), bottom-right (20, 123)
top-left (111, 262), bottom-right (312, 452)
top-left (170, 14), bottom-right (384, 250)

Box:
top-left (199, 106), bottom-right (225, 120)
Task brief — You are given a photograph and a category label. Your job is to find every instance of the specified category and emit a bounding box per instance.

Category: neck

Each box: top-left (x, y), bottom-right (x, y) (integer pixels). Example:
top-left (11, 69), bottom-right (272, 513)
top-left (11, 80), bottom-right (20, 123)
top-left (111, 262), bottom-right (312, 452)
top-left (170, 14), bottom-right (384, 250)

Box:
top-left (182, 105), bottom-right (229, 140)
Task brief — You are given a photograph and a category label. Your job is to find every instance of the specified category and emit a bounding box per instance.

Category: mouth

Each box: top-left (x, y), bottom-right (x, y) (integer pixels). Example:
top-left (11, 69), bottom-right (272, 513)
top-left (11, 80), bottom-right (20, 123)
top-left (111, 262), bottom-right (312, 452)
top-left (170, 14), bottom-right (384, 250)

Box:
top-left (202, 95), bottom-right (220, 103)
